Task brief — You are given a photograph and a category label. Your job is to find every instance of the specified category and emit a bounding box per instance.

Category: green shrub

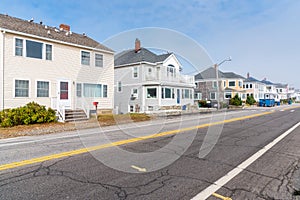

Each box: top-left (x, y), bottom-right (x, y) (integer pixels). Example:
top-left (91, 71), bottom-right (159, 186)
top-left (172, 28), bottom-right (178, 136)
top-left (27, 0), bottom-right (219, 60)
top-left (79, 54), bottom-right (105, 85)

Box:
top-left (0, 102), bottom-right (57, 127)
top-left (246, 95), bottom-right (256, 105)
top-left (229, 94), bottom-right (242, 106)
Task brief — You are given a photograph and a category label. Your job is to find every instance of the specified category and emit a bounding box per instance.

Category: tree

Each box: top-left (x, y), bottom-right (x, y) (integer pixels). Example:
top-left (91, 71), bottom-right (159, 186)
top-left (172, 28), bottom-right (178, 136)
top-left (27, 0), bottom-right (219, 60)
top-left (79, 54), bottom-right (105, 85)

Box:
top-left (246, 95), bottom-right (256, 105)
top-left (229, 94), bottom-right (242, 106)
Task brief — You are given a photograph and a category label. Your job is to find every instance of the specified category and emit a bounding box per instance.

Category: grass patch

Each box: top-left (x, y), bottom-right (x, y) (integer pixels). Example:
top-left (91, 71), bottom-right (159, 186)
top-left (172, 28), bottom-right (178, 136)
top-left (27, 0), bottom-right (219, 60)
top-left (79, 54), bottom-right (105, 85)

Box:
top-left (98, 113), bottom-right (151, 126)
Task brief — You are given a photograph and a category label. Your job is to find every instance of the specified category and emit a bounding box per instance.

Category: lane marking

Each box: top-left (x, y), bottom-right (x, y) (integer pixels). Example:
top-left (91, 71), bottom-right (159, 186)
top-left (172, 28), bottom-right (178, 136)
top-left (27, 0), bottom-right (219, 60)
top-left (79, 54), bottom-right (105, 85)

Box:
top-left (191, 122), bottom-right (300, 200)
top-left (212, 193), bottom-right (232, 200)
top-left (0, 111), bottom-right (276, 172)
top-left (0, 109), bottom-right (251, 148)
top-left (131, 165), bottom-right (147, 172)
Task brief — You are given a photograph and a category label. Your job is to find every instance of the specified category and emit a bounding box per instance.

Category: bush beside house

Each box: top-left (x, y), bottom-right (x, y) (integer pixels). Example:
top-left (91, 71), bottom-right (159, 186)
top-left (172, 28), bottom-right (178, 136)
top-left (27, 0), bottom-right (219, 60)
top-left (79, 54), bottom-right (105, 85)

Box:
top-left (229, 94), bottom-right (243, 106)
top-left (246, 95), bottom-right (256, 105)
top-left (0, 102), bottom-right (57, 127)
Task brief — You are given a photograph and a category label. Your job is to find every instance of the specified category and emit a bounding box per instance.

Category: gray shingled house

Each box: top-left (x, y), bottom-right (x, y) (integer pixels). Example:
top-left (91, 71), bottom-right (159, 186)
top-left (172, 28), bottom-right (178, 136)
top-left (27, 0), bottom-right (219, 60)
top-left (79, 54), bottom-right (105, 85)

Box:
top-left (114, 39), bottom-right (195, 114)
top-left (194, 67), bottom-right (246, 107)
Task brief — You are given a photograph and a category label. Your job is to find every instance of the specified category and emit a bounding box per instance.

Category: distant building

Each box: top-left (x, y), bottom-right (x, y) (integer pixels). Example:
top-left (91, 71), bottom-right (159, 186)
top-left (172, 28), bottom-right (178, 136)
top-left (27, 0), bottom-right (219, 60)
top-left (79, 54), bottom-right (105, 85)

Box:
top-left (194, 67), bottom-right (245, 107)
top-left (114, 39), bottom-right (195, 114)
top-left (243, 73), bottom-right (266, 102)
top-left (0, 14), bottom-right (114, 121)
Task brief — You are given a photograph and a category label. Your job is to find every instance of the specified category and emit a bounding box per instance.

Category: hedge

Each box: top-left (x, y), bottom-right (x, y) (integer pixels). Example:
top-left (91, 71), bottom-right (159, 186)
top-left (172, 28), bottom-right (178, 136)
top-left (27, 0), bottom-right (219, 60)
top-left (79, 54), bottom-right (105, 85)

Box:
top-left (0, 102), bottom-right (57, 127)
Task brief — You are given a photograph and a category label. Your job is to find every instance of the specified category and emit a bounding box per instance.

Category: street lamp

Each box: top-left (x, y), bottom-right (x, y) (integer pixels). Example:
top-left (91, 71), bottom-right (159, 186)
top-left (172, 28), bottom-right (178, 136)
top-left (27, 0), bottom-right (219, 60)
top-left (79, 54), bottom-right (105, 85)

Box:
top-left (215, 56), bottom-right (232, 109)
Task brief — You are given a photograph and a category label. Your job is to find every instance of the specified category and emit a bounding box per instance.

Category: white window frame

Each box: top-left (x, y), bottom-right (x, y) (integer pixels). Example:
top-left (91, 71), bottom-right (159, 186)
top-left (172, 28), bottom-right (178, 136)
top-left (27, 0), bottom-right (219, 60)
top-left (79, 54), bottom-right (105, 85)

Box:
top-left (224, 92), bottom-right (232, 99)
top-left (14, 37), bottom-right (53, 61)
top-left (45, 43), bottom-right (53, 61)
top-left (14, 37), bottom-right (24, 57)
top-left (229, 81), bottom-right (236, 87)
top-left (133, 67), bottom-right (138, 78)
top-left (210, 92), bottom-right (216, 100)
top-left (117, 81), bottom-right (122, 92)
top-left (76, 83), bottom-right (82, 97)
top-left (36, 80), bottom-right (50, 98)
top-left (14, 78), bottom-right (30, 98)
top-left (146, 87), bottom-right (157, 99)
top-left (81, 50), bottom-right (91, 66)
top-left (131, 88), bottom-right (138, 99)
top-left (95, 53), bottom-right (103, 67)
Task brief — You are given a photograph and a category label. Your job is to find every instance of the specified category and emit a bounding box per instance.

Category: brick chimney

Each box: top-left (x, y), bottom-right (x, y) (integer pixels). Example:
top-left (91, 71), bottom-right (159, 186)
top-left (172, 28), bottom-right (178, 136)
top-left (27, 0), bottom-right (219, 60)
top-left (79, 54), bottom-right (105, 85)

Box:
top-left (247, 72), bottom-right (250, 79)
top-left (135, 38), bottom-right (141, 53)
top-left (59, 24), bottom-right (70, 31)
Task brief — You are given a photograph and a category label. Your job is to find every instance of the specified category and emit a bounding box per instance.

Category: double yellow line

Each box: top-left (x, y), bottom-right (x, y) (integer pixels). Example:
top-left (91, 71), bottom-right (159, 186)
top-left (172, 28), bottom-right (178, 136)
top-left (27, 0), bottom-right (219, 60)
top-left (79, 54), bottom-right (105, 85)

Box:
top-left (0, 111), bottom-right (273, 171)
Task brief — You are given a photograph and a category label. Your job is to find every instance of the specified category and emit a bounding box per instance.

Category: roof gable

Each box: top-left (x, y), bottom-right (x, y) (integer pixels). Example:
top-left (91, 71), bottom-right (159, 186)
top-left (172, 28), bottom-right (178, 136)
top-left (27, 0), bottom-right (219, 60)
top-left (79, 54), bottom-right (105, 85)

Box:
top-left (114, 48), bottom-right (172, 67)
top-left (0, 14), bottom-right (113, 52)
top-left (195, 67), bottom-right (245, 80)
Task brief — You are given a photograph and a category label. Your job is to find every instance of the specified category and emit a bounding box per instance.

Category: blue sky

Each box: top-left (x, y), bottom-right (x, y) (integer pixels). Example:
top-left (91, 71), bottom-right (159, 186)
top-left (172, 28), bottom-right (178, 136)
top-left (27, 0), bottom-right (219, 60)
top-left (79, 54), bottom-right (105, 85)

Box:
top-left (2, 0), bottom-right (300, 88)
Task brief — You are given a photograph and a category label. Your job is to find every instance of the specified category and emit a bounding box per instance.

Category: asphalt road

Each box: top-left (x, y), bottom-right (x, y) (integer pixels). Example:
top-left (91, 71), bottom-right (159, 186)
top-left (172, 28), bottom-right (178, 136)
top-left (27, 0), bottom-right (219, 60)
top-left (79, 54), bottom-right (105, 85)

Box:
top-left (0, 105), bottom-right (300, 200)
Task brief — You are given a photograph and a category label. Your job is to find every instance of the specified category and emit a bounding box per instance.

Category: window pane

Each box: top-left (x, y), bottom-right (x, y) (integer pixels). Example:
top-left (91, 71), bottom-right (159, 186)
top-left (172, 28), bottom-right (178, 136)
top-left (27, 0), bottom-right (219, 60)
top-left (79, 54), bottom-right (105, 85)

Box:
top-left (46, 44), bottom-right (52, 60)
top-left (229, 81), bottom-right (235, 87)
top-left (76, 83), bottom-right (82, 97)
top-left (95, 53), bottom-right (103, 67)
top-left (165, 88), bottom-right (171, 98)
top-left (103, 85), bottom-right (108, 97)
top-left (15, 38), bottom-right (23, 56)
top-left (147, 88), bottom-right (157, 98)
top-left (81, 51), bottom-right (90, 65)
top-left (118, 82), bottom-right (122, 92)
top-left (26, 40), bottom-right (43, 59)
top-left (37, 81), bottom-right (49, 97)
top-left (83, 83), bottom-right (102, 97)
top-left (15, 80), bottom-right (29, 97)
top-left (133, 67), bottom-right (138, 77)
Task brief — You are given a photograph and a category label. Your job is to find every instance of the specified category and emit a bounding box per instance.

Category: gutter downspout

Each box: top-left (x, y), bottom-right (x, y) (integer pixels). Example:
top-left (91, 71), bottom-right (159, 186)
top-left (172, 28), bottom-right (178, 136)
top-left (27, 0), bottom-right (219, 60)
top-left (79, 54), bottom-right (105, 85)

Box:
top-left (1, 29), bottom-right (5, 110)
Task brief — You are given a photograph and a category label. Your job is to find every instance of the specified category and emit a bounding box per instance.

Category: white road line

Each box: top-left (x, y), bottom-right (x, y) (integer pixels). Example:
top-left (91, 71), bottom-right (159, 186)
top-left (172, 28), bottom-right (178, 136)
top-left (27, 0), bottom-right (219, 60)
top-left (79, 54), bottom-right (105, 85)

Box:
top-left (191, 121), bottom-right (300, 200)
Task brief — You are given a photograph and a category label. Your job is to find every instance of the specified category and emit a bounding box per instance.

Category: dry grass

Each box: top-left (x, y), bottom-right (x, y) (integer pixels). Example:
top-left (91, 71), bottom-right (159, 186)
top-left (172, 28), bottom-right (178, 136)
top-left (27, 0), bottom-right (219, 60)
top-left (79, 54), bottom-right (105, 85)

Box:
top-left (0, 113), bottom-right (152, 139)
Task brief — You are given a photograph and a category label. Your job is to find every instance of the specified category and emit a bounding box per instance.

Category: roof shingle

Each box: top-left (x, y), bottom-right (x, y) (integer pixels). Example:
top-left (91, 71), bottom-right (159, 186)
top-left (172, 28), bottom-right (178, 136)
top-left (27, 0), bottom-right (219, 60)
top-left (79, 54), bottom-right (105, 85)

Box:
top-left (115, 48), bottom-right (171, 67)
top-left (0, 14), bottom-right (113, 52)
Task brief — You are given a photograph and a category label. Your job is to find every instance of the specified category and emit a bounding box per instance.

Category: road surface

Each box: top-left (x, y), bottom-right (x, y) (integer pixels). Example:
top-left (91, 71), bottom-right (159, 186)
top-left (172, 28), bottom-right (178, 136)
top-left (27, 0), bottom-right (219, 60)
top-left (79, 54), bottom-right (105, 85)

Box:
top-left (0, 105), bottom-right (299, 200)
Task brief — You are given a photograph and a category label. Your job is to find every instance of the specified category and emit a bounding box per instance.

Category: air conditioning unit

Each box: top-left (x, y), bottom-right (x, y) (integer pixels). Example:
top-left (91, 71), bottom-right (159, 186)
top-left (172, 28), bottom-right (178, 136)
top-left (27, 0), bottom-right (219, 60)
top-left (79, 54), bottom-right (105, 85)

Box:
top-left (131, 93), bottom-right (138, 98)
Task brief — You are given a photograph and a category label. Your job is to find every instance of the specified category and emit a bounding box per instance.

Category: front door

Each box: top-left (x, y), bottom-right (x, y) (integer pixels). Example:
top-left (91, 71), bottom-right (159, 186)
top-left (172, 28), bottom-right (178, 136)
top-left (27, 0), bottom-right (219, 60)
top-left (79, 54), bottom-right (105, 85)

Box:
top-left (58, 80), bottom-right (71, 108)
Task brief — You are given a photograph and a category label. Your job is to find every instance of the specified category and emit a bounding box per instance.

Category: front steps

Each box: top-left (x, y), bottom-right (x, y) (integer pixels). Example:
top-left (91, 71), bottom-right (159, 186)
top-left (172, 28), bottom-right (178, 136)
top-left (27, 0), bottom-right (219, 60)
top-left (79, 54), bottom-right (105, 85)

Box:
top-left (64, 109), bottom-right (89, 122)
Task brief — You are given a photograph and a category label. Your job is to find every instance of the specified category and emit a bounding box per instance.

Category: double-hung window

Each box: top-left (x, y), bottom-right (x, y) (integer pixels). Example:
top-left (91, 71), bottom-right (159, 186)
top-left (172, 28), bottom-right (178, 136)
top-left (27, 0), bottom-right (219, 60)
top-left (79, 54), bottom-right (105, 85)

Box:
top-left (15, 38), bottom-right (23, 56)
top-left (37, 81), bottom-right (49, 97)
top-left (95, 53), bottom-right (103, 67)
top-left (46, 44), bottom-right (52, 60)
top-left (15, 80), bottom-right (29, 97)
top-left (81, 51), bottom-right (90, 65)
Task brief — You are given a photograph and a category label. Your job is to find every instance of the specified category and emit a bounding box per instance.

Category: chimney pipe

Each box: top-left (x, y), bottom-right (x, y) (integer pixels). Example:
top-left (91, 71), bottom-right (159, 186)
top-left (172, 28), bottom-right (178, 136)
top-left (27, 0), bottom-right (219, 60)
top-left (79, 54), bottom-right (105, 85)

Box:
top-left (247, 72), bottom-right (250, 79)
top-left (135, 38), bottom-right (141, 53)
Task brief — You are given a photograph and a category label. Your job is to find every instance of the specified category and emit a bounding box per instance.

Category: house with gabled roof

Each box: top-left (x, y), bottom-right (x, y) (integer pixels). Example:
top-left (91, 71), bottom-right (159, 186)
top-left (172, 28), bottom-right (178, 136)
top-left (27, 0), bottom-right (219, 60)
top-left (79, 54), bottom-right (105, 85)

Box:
top-left (0, 14), bottom-right (114, 121)
top-left (194, 67), bottom-right (246, 107)
top-left (114, 39), bottom-right (195, 114)
top-left (243, 73), bottom-right (266, 102)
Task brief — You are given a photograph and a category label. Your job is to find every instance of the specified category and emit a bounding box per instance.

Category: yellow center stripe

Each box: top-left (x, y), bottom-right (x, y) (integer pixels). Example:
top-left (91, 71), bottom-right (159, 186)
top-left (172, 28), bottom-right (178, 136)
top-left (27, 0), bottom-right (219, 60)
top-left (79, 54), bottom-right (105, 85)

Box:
top-left (0, 111), bottom-right (274, 171)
